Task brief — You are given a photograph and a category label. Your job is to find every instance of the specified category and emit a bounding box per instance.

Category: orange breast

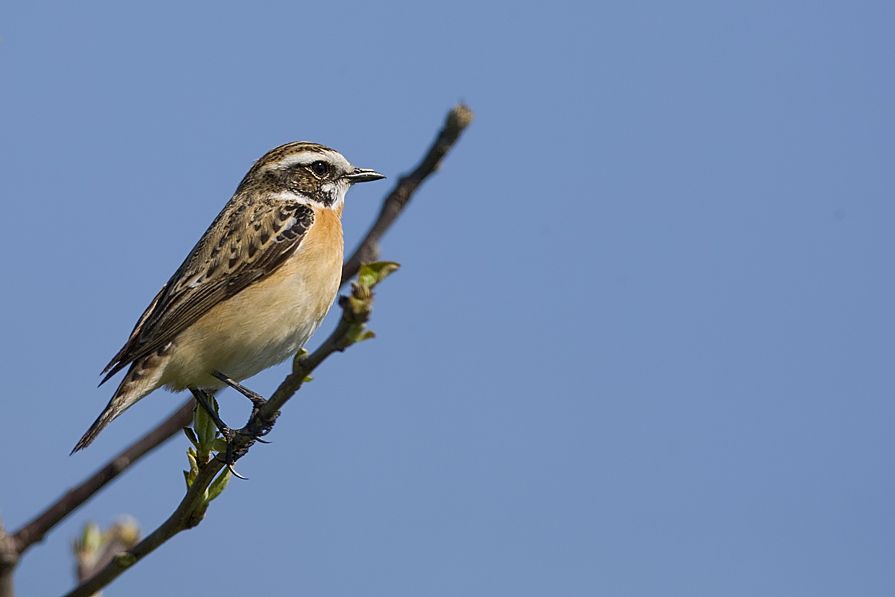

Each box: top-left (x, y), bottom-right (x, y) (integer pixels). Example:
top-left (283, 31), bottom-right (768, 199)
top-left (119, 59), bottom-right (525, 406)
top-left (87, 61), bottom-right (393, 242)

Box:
top-left (292, 206), bottom-right (344, 320)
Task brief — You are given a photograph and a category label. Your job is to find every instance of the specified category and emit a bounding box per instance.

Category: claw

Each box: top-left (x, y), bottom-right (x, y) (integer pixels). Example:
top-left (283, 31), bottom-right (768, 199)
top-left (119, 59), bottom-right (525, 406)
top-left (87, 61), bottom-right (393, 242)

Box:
top-left (227, 463), bottom-right (249, 481)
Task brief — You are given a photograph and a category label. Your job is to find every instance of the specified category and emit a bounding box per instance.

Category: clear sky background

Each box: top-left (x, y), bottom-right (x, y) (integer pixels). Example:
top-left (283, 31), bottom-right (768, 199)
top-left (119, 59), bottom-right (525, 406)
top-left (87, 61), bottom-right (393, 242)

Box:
top-left (1, 1), bottom-right (893, 595)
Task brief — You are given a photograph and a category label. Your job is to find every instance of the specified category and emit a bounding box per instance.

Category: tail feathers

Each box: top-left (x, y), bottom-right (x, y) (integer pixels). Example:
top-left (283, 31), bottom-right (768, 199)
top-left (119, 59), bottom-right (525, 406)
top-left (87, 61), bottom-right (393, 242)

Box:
top-left (71, 399), bottom-right (125, 454)
top-left (72, 359), bottom-right (164, 453)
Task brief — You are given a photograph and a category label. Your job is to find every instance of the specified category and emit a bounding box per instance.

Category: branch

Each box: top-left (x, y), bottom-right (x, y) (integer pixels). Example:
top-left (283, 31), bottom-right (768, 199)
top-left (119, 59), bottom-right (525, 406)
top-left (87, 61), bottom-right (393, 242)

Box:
top-left (0, 522), bottom-right (14, 597)
top-left (10, 403), bottom-right (193, 559)
top-left (0, 103), bottom-right (472, 597)
top-left (342, 103), bottom-right (473, 283)
top-left (64, 265), bottom-right (397, 597)
top-left (0, 403), bottom-right (194, 597)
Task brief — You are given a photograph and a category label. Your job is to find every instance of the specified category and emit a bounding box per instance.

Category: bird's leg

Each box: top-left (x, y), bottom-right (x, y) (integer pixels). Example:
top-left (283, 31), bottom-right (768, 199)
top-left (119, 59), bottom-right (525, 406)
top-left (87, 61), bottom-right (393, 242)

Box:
top-left (211, 370), bottom-right (267, 408)
top-left (189, 387), bottom-right (234, 442)
top-left (210, 371), bottom-right (272, 444)
top-left (190, 388), bottom-right (247, 475)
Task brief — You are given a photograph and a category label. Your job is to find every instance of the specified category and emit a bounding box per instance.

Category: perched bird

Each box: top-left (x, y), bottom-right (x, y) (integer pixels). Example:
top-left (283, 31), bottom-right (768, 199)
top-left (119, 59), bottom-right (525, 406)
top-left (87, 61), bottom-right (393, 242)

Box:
top-left (73, 142), bottom-right (384, 452)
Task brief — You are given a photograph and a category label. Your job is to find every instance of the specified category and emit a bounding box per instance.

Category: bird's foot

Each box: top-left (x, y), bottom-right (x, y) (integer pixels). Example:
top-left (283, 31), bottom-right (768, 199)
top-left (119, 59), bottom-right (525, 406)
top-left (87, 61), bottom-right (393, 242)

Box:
top-left (216, 424), bottom-right (273, 476)
top-left (196, 373), bottom-right (278, 477)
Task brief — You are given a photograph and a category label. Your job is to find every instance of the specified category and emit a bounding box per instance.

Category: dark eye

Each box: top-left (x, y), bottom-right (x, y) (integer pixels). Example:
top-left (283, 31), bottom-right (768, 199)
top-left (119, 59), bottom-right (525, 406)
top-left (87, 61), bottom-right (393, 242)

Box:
top-left (309, 160), bottom-right (330, 177)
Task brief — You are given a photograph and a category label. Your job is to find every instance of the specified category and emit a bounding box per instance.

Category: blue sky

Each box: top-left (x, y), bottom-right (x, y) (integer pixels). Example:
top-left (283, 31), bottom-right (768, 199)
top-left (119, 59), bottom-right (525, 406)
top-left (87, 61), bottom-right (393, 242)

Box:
top-left (1, 1), bottom-right (894, 595)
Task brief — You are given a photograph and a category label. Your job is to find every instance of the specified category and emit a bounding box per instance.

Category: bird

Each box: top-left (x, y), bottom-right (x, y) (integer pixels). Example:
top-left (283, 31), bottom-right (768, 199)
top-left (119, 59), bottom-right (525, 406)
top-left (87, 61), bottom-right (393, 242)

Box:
top-left (72, 142), bottom-right (385, 453)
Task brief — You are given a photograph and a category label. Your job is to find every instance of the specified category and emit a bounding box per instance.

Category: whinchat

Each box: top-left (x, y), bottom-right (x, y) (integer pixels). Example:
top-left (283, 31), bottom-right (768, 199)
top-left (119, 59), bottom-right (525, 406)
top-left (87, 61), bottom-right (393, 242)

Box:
top-left (73, 142), bottom-right (384, 452)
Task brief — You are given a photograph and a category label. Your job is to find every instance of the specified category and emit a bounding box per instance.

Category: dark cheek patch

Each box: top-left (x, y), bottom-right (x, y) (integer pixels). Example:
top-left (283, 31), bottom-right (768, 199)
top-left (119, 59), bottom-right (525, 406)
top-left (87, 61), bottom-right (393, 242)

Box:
top-left (313, 188), bottom-right (335, 206)
top-left (286, 167), bottom-right (337, 206)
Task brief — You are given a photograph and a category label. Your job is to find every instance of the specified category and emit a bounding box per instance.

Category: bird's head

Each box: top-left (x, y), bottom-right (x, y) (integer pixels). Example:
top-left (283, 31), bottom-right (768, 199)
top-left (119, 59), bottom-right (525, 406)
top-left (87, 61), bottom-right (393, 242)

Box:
top-left (238, 141), bottom-right (384, 210)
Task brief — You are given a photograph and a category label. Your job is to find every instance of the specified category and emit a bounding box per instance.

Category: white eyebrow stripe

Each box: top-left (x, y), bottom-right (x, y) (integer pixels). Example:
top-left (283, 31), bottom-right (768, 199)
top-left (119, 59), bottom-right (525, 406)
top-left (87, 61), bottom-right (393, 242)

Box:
top-left (267, 150), bottom-right (333, 170)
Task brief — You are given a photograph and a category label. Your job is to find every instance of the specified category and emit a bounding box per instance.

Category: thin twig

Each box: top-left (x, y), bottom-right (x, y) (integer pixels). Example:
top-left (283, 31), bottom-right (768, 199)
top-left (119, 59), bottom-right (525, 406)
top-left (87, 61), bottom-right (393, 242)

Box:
top-left (342, 103), bottom-right (473, 283)
top-left (0, 103), bottom-right (472, 597)
top-left (1, 408), bottom-right (192, 597)
top-left (9, 402), bottom-right (193, 561)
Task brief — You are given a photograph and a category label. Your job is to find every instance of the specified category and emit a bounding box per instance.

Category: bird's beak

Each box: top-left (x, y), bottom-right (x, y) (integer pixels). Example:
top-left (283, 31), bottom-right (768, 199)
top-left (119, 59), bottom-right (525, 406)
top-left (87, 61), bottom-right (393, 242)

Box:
top-left (344, 167), bottom-right (385, 184)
